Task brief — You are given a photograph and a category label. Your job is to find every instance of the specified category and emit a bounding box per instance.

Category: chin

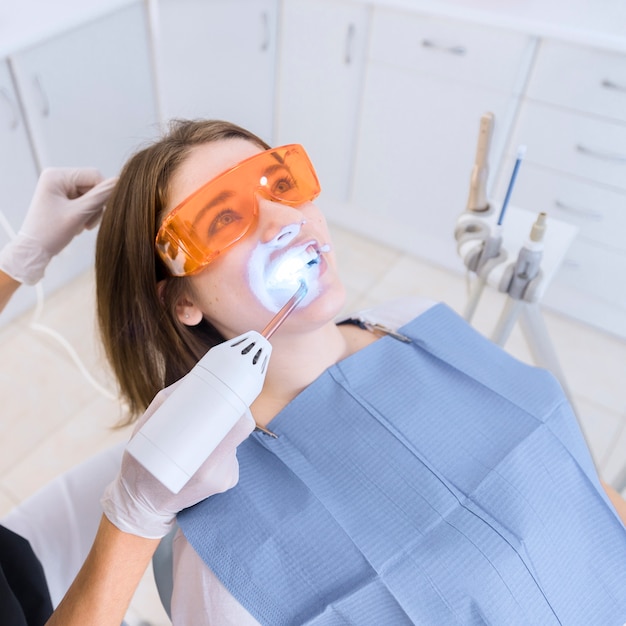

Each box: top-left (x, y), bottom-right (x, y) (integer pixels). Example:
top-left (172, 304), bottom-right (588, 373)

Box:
top-left (299, 279), bottom-right (347, 326)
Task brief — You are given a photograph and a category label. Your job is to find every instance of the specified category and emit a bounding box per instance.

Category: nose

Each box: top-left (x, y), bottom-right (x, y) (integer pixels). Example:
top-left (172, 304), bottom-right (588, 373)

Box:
top-left (257, 198), bottom-right (307, 247)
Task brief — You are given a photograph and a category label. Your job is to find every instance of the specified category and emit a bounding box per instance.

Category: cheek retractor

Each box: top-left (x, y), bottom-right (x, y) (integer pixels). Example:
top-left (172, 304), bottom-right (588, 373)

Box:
top-left (126, 281), bottom-right (308, 494)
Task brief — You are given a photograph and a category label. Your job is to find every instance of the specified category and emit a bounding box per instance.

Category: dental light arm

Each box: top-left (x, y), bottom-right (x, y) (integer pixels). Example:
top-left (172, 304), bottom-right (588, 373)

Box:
top-left (126, 281), bottom-right (308, 494)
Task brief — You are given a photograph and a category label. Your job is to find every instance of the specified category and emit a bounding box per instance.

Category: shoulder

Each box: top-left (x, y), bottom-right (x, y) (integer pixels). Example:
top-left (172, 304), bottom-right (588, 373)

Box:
top-left (336, 296), bottom-right (439, 331)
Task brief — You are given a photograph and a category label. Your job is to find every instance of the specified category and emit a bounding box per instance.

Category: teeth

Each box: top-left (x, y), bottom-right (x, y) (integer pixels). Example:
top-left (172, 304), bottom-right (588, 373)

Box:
top-left (267, 242), bottom-right (329, 287)
top-left (303, 245), bottom-right (319, 265)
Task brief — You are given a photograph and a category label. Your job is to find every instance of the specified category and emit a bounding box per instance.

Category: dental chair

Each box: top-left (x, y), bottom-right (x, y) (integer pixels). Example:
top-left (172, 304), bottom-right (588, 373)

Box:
top-left (0, 443), bottom-right (128, 620)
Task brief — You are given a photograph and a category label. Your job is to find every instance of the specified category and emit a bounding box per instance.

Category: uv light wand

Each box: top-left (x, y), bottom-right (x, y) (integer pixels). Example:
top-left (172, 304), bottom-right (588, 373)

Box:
top-left (127, 281), bottom-right (308, 493)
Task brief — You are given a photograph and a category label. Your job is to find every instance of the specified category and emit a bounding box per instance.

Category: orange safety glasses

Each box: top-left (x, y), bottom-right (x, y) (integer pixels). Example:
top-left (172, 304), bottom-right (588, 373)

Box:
top-left (156, 144), bottom-right (321, 276)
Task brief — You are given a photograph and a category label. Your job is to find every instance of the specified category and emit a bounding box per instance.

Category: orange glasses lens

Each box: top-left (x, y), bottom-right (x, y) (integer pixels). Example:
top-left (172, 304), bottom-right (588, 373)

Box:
top-left (156, 144), bottom-right (320, 276)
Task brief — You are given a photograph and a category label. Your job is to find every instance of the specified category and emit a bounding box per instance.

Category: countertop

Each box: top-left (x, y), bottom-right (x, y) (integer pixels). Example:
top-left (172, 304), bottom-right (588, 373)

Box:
top-left (1, 0), bottom-right (625, 58)
top-left (371, 0), bottom-right (626, 53)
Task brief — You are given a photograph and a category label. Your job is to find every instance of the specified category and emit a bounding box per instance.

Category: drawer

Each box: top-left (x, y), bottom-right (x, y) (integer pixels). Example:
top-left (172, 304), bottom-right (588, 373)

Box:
top-left (551, 239), bottom-right (626, 310)
top-left (369, 7), bottom-right (532, 92)
top-left (510, 102), bottom-right (626, 192)
top-left (528, 40), bottom-right (626, 124)
top-left (494, 161), bottom-right (626, 252)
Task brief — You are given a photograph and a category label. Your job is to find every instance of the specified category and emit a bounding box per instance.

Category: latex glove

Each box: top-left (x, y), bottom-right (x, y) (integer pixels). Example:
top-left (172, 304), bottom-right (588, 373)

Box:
top-left (0, 167), bottom-right (117, 285)
top-left (101, 381), bottom-right (256, 539)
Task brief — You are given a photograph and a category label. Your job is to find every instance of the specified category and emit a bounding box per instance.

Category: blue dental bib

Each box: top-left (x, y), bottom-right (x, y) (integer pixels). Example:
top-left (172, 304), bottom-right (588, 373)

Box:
top-left (178, 304), bottom-right (626, 625)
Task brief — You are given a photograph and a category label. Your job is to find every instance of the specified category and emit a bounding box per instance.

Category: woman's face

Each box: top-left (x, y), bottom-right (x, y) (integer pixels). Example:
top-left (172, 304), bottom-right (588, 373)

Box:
top-left (165, 139), bottom-right (346, 338)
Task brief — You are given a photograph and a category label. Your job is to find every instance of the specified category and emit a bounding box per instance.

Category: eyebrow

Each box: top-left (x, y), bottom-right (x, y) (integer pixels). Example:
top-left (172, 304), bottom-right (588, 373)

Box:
top-left (191, 190), bottom-right (236, 226)
top-left (261, 162), bottom-right (290, 177)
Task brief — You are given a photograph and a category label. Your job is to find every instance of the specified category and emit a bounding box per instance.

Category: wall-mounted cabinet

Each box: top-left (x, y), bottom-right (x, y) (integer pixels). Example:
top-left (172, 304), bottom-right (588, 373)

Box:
top-left (346, 8), bottom-right (534, 272)
top-left (497, 39), bottom-right (626, 338)
top-left (0, 60), bottom-right (40, 325)
top-left (0, 0), bottom-right (158, 327)
top-left (0, 61), bottom-right (38, 232)
top-left (275, 0), bottom-right (370, 204)
top-left (157, 0), bottom-right (278, 144)
top-left (10, 2), bottom-right (158, 177)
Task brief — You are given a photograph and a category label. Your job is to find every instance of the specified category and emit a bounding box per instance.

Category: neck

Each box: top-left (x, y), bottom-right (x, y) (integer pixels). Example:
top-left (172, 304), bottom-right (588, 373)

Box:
top-left (251, 320), bottom-right (375, 427)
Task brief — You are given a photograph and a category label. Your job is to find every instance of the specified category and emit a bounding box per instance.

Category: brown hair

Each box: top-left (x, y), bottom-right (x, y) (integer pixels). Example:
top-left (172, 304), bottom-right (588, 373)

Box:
top-left (95, 119), bottom-right (270, 422)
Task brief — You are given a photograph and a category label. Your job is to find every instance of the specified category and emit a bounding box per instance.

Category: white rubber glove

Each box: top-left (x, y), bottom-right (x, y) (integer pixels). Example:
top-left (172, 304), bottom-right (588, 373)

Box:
top-left (0, 167), bottom-right (117, 285)
top-left (101, 381), bottom-right (256, 539)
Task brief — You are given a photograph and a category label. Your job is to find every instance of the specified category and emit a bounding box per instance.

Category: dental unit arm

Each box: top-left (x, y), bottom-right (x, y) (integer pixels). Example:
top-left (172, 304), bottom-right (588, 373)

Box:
top-left (126, 281), bottom-right (308, 494)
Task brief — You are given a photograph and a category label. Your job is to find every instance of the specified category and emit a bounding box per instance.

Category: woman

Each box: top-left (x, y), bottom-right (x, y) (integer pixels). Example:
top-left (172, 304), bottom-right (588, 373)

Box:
top-left (87, 119), bottom-right (626, 625)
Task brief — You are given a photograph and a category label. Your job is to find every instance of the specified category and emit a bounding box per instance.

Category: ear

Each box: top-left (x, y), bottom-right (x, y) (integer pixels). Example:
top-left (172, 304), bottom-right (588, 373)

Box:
top-left (156, 280), bottom-right (203, 327)
top-left (175, 296), bottom-right (203, 326)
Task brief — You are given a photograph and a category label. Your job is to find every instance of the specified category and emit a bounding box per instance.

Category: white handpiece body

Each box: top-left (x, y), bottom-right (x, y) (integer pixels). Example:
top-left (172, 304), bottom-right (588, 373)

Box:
top-left (126, 330), bottom-right (272, 494)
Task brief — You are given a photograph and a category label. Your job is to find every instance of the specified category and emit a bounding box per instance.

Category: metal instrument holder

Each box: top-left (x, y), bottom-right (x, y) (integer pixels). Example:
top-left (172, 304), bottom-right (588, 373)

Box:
top-left (456, 113), bottom-right (578, 409)
top-left (456, 207), bottom-right (578, 404)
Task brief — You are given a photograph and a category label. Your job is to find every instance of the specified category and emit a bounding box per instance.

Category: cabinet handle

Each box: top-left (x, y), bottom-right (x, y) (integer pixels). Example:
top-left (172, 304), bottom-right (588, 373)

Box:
top-left (345, 23), bottom-right (356, 65)
top-left (0, 88), bottom-right (19, 130)
top-left (601, 79), bottom-right (626, 93)
top-left (575, 143), bottom-right (626, 162)
top-left (33, 75), bottom-right (50, 117)
top-left (421, 39), bottom-right (466, 56)
top-left (554, 199), bottom-right (603, 221)
top-left (260, 12), bottom-right (270, 51)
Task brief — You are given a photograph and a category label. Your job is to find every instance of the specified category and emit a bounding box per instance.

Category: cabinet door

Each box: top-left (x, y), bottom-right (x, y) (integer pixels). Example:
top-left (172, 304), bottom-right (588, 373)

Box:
top-left (0, 59), bottom-right (40, 326)
top-left (276, 0), bottom-right (370, 203)
top-left (157, 0), bottom-right (277, 144)
top-left (11, 2), bottom-right (158, 177)
top-left (0, 60), bottom-right (38, 231)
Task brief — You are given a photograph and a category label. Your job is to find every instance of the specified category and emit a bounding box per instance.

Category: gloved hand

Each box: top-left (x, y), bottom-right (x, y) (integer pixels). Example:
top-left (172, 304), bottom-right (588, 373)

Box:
top-left (101, 381), bottom-right (256, 539)
top-left (0, 167), bottom-right (117, 285)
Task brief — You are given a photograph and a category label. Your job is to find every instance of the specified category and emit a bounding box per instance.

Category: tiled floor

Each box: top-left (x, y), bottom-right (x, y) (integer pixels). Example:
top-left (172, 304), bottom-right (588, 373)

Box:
top-left (1, 221), bottom-right (625, 624)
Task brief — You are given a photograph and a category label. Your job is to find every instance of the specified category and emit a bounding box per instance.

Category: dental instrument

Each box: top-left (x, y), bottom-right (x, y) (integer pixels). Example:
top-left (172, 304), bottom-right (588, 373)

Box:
top-left (497, 145), bottom-right (526, 227)
top-left (465, 111), bottom-right (494, 214)
top-left (454, 113), bottom-right (578, 410)
top-left (506, 212), bottom-right (546, 301)
top-left (455, 113), bottom-right (495, 275)
top-left (456, 113), bottom-right (510, 321)
top-left (127, 280), bottom-right (308, 494)
top-left (492, 212), bottom-right (546, 345)
top-left (262, 280), bottom-right (308, 339)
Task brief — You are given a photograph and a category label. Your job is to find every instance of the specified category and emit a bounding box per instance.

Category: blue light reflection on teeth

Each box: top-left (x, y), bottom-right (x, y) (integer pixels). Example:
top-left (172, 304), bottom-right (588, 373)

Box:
top-left (266, 244), bottom-right (325, 291)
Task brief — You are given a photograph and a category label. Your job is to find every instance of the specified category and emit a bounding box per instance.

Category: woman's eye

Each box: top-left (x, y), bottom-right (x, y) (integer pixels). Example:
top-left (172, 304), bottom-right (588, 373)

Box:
top-left (209, 209), bottom-right (242, 235)
top-left (272, 176), bottom-right (296, 195)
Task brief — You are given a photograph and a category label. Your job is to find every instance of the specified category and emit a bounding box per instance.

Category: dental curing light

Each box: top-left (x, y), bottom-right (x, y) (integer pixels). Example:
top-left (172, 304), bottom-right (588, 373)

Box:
top-left (126, 281), bottom-right (308, 494)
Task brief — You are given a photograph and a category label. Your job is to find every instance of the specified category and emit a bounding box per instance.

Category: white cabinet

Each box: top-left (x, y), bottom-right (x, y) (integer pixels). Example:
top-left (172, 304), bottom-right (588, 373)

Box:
top-left (500, 39), bottom-right (626, 338)
top-left (526, 40), bottom-right (626, 123)
top-left (10, 2), bottom-right (158, 178)
top-left (1, 1), bottom-right (158, 327)
top-left (0, 59), bottom-right (40, 325)
top-left (349, 8), bottom-right (534, 271)
top-left (276, 0), bottom-right (370, 204)
top-left (157, 0), bottom-right (278, 144)
top-left (0, 61), bottom-right (38, 232)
